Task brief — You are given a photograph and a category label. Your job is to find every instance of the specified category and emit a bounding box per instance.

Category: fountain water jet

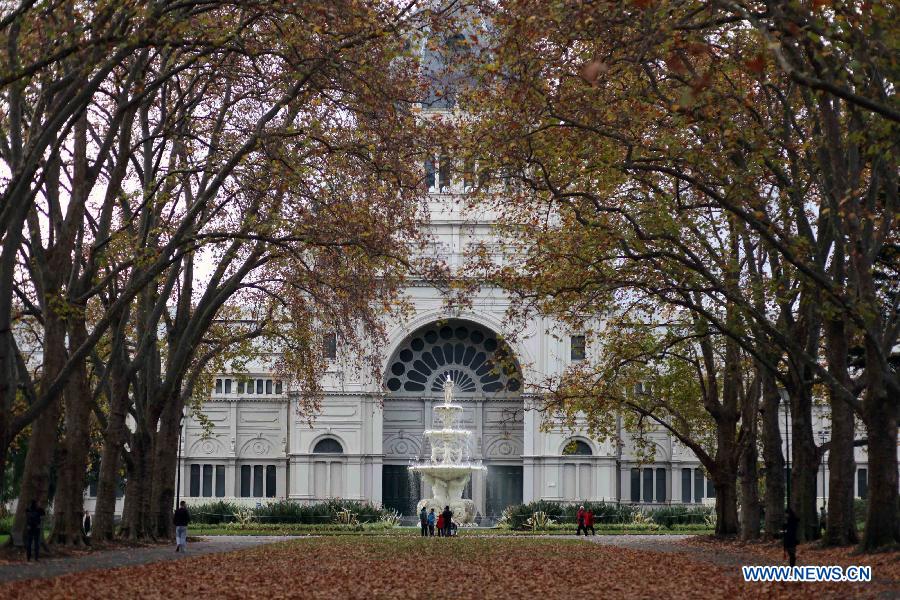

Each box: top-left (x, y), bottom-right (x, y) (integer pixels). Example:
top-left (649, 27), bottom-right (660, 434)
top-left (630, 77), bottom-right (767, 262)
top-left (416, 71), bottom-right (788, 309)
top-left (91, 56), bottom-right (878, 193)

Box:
top-left (411, 375), bottom-right (486, 524)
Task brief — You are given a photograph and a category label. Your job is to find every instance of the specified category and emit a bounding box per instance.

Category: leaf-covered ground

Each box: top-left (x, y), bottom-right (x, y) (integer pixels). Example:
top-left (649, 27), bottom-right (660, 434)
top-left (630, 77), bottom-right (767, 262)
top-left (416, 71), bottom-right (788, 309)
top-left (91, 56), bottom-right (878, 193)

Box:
top-left (0, 536), bottom-right (896, 599)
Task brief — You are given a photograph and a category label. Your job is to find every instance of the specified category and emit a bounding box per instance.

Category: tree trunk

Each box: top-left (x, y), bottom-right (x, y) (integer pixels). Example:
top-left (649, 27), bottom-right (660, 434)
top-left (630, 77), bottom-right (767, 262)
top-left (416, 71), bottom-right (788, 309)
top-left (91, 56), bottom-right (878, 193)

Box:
top-left (714, 469), bottom-right (740, 536)
top-left (738, 404), bottom-right (760, 539)
top-left (860, 390), bottom-right (900, 550)
top-left (119, 430), bottom-right (153, 540)
top-left (49, 318), bottom-right (93, 546)
top-left (149, 396), bottom-right (182, 539)
top-left (823, 317), bottom-right (858, 546)
top-left (788, 378), bottom-right (819, 542)
top-left (93, 363), bottom-right (130, 541)
top-left (825, 398), bottom-right (858, 546)
top-left (11, 316), bottom-right (66, 545)
top-left (760, 371), bottom-right (785, 539)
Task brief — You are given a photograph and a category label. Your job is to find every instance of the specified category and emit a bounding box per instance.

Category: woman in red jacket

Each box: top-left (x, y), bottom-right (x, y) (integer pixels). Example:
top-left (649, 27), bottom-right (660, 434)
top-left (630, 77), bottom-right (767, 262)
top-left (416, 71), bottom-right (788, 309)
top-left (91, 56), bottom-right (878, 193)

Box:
top-left (584, 509), bottom-right (596, 535)
top-left (436, 512), bottom-right (445, 537)
top-left (576, 506), bottom-right (586, 536)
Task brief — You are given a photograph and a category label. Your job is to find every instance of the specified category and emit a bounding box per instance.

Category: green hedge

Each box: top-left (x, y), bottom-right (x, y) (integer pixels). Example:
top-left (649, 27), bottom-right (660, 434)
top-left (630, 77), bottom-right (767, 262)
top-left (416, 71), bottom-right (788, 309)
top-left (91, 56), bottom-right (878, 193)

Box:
top-left (188, 499), bottom-right (396, 525)
top-left (499, 501), bottom-right (713, 531)
top-left (196, 521), bottom-right (400, 533)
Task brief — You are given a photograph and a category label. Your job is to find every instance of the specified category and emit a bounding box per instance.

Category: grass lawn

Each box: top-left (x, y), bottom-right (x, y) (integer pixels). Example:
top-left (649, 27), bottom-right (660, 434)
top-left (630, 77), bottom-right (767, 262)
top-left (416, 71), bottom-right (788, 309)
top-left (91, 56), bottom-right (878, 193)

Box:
top-left (2, 535), bottom-right (893, 599)
top-left (191, 525), bottom-right (713, 536)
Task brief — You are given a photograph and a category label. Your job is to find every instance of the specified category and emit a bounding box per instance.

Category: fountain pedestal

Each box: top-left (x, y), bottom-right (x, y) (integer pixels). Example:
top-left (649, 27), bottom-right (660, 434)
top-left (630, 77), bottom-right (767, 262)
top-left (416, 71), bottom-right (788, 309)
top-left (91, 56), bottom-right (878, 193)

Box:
top-left (411, 377), bottom-right (485, 524)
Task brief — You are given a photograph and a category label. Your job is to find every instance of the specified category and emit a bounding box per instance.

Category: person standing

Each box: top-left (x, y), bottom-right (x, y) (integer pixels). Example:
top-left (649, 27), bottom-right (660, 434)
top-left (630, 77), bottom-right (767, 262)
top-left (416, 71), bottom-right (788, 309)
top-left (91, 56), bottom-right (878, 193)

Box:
top-left (419, 506), bottom-right (429, 537)
top-left (82, 511), bottom-right (92, 537)
top-left (584, 508), bottom-right (595, 535)
top-left (173, 501), bottom-right (191, 552)
top-left (436, 511), bottom-right (445, 537)
top-left (24, 500), bottom-right (45, 562)
top-left (783, 508), bottom-right (799, 567)
top-left (576, 505), bottom-right (586, 536)
top-left (819, 504), bottom-right (827, 536)
top-left (441, 506), bottom-right (453, 537)
top-left (427, 508), bottom-right (436, 537)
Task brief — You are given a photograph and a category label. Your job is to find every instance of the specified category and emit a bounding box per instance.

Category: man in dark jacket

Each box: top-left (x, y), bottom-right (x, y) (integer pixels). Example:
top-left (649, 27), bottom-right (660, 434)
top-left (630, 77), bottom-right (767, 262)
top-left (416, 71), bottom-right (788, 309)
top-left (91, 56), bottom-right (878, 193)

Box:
top-left (441, 506), bottom-right (453, 537)
top-left (173, 501), bottom-right (191, 552)
top-left (24, 500), bottom-right (45, 561)
top-left (783, 508), bottom-right (799, 567)
top-left (419, 506), bottom-right (429, 537)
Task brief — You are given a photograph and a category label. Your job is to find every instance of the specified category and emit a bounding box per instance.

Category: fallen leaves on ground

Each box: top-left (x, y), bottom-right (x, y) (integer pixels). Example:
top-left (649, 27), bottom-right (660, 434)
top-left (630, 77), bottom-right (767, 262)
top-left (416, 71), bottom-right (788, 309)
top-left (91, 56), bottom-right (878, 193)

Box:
top-left (1, 536), bottom-right (897, 599)
top-left (682, 535), bottom-right (900, 583)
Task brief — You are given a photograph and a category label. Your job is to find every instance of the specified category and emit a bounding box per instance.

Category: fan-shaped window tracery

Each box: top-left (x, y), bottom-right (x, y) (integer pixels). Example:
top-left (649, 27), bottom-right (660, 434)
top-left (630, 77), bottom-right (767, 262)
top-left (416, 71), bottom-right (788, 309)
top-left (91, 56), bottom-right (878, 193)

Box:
top-left (385, 321), bottom-right (521, 396)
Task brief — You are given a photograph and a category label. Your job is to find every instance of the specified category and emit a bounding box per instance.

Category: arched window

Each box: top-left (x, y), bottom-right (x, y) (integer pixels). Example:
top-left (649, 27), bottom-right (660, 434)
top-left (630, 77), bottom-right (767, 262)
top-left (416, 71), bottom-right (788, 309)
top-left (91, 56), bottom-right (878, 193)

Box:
top-left (384, 320), bottom-right (522, 396)
top-left (313, 438), bottom-right (344, 454)
top-left (562, 440), bottom-right (592, 456)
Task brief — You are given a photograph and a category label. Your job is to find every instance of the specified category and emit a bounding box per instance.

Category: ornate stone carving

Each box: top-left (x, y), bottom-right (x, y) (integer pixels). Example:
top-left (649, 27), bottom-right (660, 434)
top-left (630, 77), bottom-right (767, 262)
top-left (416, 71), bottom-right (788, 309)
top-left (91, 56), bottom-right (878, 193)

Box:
top-left (383, 433), bottom-right (422, 457)
top-left (484, 436), bottom-right (523, 458)
top-left (239, 435), bottom-right (274, 457)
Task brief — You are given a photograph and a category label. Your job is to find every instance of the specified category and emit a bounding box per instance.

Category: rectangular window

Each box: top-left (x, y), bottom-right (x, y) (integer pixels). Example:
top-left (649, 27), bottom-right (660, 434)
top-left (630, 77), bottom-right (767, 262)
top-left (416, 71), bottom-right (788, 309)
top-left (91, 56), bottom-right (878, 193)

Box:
top-left (190, 464), bottom-right (201, 497)
top-left (694, 469), bottom-right (704, 503)
top-left (424, 158), bottom-right (435, 190)
top-left (655, 468), bottom-right (666, 502)
top-left (202, 464), bottom-right (213, 497)
top-left (246, 379), bottom-right (253, 394)
top-left (630, 468), bottom-right (640, 502)
top-left (88, 478), bottom-right (98, 497)
top-left (642, 468), bottom-right (653, 503)
top-left (215, 379), bottom-right (222, 394)
top-left (463, 159), bottom-right (474, 189)
top-left (438, 155), bottom-right (451, 190)
top-left (215, 465), bottom-right (225, 497)
top-left (857, 468), bottom-right (868, 499)
top-left (253, 465), bottom-right (264, 497)
top-left (275, 380), bottom-right (283, 394)
top-left (224, 379), bottom-right (232, 394)
top-left (570, 335), bottom-right (586, 361)
top-left (255, 379), bottom-right (262, 394)
top-left (706, 476), bottom-right (716, 498)
top-left (265, 379), bottom-right (272, 395)
top-left (240, 465), bottom-right (252, 497)
top-left (266, 465), bottom-right (276, 498)
top-left (681, 468), bottom-right (692, 503)
top-left (324, 334), bottom-right (337, 360)
top-left (237, 380), bottom-right (245, 393)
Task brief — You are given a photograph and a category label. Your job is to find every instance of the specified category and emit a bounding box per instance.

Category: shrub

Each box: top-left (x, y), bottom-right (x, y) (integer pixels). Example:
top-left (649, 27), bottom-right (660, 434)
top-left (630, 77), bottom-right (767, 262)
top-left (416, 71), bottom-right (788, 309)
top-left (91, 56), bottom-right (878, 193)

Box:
top-left (499, 501), bottom-right (635, 530)
top-left (646, 506), bottom-right (713, 528)
top-left (189, 499), bottom-right (394, 525)
top-left (190, 500), bottom-right (242, 524)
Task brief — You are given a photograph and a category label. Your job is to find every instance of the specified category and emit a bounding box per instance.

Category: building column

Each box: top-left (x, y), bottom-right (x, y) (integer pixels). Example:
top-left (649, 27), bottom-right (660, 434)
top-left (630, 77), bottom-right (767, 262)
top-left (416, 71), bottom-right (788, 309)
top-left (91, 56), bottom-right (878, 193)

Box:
top-left (523, 396), bottom-right (537, 503)
top-left (227, 457), bottom-right (237, 497)
top-left (347, 455), bottom-right (363, 499)
top-left (672, 465), bottom-right (682, 504)
top-left (474, 399), bottom-right (485, 514)
top-left (371, 395), bottom-right (383, 504)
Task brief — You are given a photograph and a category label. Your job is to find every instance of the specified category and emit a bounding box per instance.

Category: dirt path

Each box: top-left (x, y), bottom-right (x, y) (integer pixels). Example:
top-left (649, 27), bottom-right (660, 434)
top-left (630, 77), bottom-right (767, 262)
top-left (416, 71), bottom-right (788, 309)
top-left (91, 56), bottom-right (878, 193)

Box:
top-left (0, 535), bottom-right (296, 583)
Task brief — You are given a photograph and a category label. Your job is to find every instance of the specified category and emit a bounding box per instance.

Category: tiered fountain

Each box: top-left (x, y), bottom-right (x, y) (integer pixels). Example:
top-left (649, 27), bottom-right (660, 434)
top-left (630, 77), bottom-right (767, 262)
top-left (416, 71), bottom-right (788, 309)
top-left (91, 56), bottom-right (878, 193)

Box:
top-left (411, 375), bottom-right (485, 524)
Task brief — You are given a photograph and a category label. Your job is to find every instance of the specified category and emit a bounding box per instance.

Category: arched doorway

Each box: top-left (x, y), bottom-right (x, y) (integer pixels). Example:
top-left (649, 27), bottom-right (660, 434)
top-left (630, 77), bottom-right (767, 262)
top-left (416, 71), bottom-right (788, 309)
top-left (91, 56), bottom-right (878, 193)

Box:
top-left (382, 319), bottom-right (524, 519)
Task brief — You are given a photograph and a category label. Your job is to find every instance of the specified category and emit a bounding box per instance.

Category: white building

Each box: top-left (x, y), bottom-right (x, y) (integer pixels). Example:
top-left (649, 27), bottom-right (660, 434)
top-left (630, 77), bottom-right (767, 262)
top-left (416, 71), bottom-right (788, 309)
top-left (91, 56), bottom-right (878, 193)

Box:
top-left (157, 183), bottom-right (875, 522)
